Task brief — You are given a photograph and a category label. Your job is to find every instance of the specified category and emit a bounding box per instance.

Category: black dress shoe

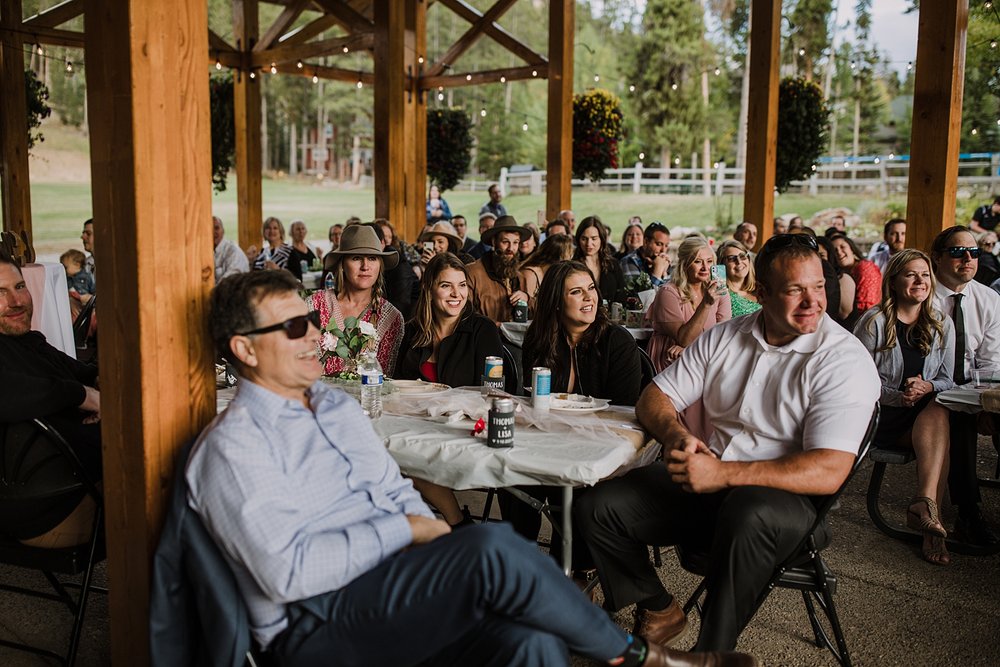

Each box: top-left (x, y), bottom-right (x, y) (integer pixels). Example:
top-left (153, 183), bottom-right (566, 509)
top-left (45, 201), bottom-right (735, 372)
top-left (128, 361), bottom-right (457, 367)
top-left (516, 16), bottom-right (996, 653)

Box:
top-left (955, 514), bottom-right (1000, 546)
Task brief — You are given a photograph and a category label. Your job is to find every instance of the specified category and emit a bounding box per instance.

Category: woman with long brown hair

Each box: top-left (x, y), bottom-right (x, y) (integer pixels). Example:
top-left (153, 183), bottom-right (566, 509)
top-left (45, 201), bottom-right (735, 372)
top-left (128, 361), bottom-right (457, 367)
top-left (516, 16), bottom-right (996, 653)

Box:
top-left (574, 215), bottom-right (626, 304)
top-left (396, 253), bottom-right (504, 527)
top-left (310, 224), bottom-right (404, 376)
top-left (517, 234), bottom-right (575, 312)
top-left (853, 249), bottom-right (955, 565)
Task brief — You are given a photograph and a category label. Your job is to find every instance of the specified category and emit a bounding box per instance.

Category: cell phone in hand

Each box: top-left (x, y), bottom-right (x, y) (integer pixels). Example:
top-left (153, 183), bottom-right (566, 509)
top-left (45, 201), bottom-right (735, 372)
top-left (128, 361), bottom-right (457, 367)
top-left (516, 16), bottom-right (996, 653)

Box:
top-left (711, 264), bottom-right (728, 294)
top-left (423, 241), bottom-right (434, 252)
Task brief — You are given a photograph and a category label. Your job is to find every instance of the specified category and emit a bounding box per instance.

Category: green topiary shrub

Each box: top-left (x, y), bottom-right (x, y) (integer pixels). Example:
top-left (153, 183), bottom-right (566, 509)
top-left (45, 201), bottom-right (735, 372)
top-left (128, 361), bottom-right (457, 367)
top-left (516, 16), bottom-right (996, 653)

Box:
top-left (25, 69), bottom-right (51, 151)
top-left (572, 88), bottom-right (624, 182)
top-left (427, 108), bottom-right (473, 192)
top-left (209, 73), bottom-right (236, 193)
top-left (776, 77), bottom-right (829, 193)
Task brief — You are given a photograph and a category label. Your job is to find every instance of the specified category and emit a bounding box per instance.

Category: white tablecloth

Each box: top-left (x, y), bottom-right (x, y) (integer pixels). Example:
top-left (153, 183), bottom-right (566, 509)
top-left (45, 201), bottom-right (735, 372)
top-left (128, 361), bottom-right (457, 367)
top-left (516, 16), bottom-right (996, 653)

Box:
top-left (500, 321), bottom-right (652, 347)
top-left (376, 389), bottom-right (658, 490)
top-left (937, 384), bottom-right (1000, 414)
top-left (22, 262), bottom-right (76, 358)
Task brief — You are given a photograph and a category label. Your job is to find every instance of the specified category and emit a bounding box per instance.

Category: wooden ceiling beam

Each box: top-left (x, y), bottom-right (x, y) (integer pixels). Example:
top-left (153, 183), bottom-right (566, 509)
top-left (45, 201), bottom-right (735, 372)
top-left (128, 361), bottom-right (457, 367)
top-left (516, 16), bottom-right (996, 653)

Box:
top-left (22, 0), bottom-right (82, 28)
top-left (277, 14), bottom-right (339, 47)
top-left (422, 63), bottom-right (546, 90)
top-left (425, 0), bottom-right (519, 78)
top-left (255, 0), bottom-right (310, 52)
top-left (208, 29), bottom-right (235, 52)
top-left (436, 0), bottom-right (546, 68)
top-left (14, 24), bottom-right (85, 49)
top-left (311, 0), bottom-right (373, 33)
top-left (252, 31), bottom-right (372, 65)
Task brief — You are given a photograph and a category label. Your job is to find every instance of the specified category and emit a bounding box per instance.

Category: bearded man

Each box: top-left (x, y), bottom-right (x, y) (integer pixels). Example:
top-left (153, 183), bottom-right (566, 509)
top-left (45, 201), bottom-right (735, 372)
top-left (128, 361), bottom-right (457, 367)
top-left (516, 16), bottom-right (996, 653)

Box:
top-left (466, 216), bottom-right (532, 324)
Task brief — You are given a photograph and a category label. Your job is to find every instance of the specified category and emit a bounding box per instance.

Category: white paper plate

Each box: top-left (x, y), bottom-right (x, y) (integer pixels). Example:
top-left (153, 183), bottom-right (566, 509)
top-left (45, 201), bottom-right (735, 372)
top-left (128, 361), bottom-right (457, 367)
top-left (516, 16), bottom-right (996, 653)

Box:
top-left (391, 379), bottom-right (451, 398)
top-left (549, 393), bottom-right (610, 413)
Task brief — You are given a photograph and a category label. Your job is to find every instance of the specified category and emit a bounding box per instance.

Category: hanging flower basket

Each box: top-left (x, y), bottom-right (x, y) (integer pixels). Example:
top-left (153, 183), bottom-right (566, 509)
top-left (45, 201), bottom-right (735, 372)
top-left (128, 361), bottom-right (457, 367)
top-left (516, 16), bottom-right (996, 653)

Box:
top-left (572, 88), bottom-right (624, 183)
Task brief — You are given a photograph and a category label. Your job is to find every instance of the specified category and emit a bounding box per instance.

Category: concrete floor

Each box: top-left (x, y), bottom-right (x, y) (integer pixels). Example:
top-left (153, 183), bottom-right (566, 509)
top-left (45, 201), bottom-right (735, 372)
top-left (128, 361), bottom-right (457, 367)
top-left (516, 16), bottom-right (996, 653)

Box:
top-left (1, 440), bottom-right (999, 666)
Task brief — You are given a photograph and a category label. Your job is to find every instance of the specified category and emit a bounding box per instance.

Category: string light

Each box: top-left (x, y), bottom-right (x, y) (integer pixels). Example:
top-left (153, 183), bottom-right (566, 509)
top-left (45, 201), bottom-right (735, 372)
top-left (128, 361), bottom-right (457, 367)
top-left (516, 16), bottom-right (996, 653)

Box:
top-left (670, 83), bottom-right (678, 90)
top-left (594, 74), bottom-right (600, 82)
top-left (992, 40), bottom-right (998, 49)
top-left (249, 71), bottom-right (256, 79)
top-left (843, 160), bottom-right (850, 168)
top-left (437, 92), bottom-right (445, 101)
top-left (889, 152), bottom-right (895, 159)
top-left (638, 152), bottom-right (645, 161)
top-left (65, 59), bottom-right (73, 73)
top-left (296, 60), bottom-right (303, 69)
top-left (500, 76), bottom-right (506, 83)
top-left (466, 74), bottom-right (472, 81)
top-left (986, 1), bottom-right (993, 8)
top-left (673, 157), bottom-right (680, 165)
top-left (906, 61), bottom-right (913, 71)
top-left (343, 46), bottom-right (349, 53)
top-left (480, 107), bottom-right (487, 117)
top-left (713, 162), bottom-right (720, 169)
top-left (798, 48), bottom-right (806, 56)
top-left (531, 70), bottom-right (537, 77)
top-left (270, 62), bottom-right (277, 74)
top-left (356, 80), bottom-right (363, 89)
top-left (35, 44), bottom-right (43, 55)
top-left (811, 164), bottom-right (818, 172)
top-left (312, 74), bottom-right (319, 84)
top-left (418, 55), bottom-right (424, 64)
top-left (713, 68), bottom-right (721, 76)
top-left (629, 84), bottom-right (636, 92)
top-left (873, 157), bottom-right (881, 164)
top-left (972, 127), bottom-right (979, 135)
top-left (522, 121), bottom-right (529, 131)
top-left (215, 59), bottom-right (222, 70)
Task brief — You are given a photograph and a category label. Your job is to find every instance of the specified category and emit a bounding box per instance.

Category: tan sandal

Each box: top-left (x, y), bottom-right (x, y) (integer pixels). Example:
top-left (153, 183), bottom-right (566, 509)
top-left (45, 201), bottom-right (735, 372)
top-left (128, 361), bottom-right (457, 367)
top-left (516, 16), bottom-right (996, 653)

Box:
top-left (922, 535), bottom-right (951, 566)
top-left (907, 496), bottom-right (947, 538)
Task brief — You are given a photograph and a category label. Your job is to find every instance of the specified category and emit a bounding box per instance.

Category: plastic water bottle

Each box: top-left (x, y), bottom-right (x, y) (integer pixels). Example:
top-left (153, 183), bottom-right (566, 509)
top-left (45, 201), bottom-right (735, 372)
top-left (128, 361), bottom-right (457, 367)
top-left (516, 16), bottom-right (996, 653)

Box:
top-left (324, 272), bottom-right (335, 291)
top-left (359, 351), bottom-right (384, 419)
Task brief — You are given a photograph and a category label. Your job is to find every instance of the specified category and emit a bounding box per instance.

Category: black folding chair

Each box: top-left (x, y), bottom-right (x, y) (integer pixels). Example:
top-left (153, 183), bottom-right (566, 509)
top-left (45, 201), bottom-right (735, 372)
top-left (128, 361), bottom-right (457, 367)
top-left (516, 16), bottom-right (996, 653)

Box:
top-left (679, 405), bottom-right (880, 667)
top-left (0, 419), bottom-right (106, 666)
top-left (72, 294), bottom-right (97, 365)
top-left (501, 343), bottom-right (523, 396)
top-left (638, 346), bottom-right (656, 391)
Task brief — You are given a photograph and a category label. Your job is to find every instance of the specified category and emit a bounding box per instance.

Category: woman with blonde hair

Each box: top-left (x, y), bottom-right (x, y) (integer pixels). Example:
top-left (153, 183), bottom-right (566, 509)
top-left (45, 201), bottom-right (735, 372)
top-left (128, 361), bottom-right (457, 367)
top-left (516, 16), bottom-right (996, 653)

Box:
top-left (716, 239), bottom-right (761, 318)
top-left (646, 235), bottom-right (731, 371)
top-left (853, 249), bottom-right (955, 565)
top-left (248, 216), bottom-right (292, 270)
top-left (310, 224), bottom-right (404, 376)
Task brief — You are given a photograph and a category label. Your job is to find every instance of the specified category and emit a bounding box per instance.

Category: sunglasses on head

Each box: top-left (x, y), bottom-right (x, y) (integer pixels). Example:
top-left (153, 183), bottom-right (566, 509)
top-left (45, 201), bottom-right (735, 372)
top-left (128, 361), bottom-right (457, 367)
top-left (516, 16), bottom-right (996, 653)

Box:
top-left (945, 246), bottom-right (980, 259)
top-left (237, 311), bottom-right (321, 339)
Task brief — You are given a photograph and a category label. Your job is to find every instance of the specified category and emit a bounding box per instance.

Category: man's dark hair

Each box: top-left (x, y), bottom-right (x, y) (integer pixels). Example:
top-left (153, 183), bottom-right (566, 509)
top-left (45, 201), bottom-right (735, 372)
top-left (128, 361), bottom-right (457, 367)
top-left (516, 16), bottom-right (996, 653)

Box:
top-left (754, 234), bottom-right (819, 293)
top-left (930, 225), bottom-right (973, 258)
top-left (644, 222), bottom-right (669, 241)
top-left (544, 219), bottom-right (569, 235)
top-left (488, 184), bottom-right (499, 195)
top-left (451, 214), bottom-right (466, 223)
top-left (210, 270), bottom-right (300, 368)
top-left (992, 195), bottom-right (1000, 206)
top-left (83, 218), bottom-right (93, 229)
top-left (883, 218), bottom-right (906, 235)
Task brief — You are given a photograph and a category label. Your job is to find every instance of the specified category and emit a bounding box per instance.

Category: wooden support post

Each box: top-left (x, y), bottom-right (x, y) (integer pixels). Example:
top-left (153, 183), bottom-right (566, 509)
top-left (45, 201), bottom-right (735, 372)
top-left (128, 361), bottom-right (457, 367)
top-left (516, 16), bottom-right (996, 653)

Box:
top-left (742, 0), bottom-right (781, 251)
top-left (234, 0), bottom-right (263, 252)
top-left (374, 0), bottom-right (418, 238)
top-left (83, 1), bottom-right (215, 664)
top-left (403, 0), bottom-right (427, 244)
top-left (906, 1), bottom-right (969, 252)
top-left (0, 0), bottom-right (33, 247)
top-left (545, 0), bottom-right (573, 222)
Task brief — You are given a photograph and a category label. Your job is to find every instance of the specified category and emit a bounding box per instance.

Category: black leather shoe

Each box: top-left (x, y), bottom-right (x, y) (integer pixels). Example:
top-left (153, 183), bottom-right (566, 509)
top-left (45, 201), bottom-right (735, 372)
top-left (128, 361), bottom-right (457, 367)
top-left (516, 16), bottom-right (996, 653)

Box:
top-left (955, 514), bottom-right (1000, 546)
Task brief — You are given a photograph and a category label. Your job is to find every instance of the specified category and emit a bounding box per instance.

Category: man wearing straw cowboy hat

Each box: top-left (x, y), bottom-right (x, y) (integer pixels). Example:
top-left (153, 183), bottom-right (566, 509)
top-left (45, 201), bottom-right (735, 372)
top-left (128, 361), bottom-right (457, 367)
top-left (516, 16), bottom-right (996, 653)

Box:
top-left (465, 215), bottom-right (532, 324)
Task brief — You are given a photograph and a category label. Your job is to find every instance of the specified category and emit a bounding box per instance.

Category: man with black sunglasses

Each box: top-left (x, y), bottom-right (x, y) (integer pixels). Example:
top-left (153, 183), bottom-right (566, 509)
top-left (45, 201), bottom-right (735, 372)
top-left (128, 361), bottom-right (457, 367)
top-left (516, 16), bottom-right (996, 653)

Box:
top-left (578, 234), bottom-right (879, 653)
top-left (187, 270), bottom-right (756, 667)
top-left (931, 226), bottom-right (1000, 545)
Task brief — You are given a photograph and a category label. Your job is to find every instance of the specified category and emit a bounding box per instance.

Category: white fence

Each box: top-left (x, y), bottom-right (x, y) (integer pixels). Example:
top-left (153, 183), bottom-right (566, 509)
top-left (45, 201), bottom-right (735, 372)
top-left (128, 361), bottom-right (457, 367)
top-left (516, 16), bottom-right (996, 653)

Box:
top-left (477, 154), bottom-right (1000, 197)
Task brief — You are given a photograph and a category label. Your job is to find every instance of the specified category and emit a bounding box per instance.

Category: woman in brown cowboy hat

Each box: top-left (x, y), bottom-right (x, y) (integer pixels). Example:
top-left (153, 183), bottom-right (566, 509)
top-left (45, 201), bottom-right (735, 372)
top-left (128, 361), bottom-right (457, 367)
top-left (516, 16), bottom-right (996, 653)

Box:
top-left (416, 221), bottom-right (467, 270)
top-left (309, 224), bottom-right (404, 377)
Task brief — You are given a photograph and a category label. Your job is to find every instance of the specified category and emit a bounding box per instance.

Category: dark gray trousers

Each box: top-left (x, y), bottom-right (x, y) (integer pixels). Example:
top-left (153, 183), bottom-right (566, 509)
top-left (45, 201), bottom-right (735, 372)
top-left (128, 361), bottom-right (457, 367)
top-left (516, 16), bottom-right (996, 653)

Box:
top-left (575, 464), bottom-right (823, 651)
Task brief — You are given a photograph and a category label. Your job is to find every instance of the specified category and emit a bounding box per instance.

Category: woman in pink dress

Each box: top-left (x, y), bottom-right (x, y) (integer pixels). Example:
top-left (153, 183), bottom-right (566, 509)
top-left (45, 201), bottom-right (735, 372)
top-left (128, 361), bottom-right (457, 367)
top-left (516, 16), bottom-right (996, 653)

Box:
top-left (646, 235), bottom-right (731, 373)
top-left (310, 224), bottom-right (404, 376)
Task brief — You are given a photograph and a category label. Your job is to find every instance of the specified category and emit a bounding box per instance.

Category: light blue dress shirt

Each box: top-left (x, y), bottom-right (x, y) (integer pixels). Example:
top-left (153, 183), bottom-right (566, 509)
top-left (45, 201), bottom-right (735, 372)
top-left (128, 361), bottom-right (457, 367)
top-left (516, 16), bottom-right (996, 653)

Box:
top-left (186, 379), bottom-right (432, 648)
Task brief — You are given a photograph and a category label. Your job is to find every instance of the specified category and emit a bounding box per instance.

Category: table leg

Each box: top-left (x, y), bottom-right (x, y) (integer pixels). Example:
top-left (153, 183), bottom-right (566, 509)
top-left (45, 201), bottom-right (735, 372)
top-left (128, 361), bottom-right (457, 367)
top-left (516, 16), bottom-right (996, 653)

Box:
top-left (561, 485), bottom-right (572, 577)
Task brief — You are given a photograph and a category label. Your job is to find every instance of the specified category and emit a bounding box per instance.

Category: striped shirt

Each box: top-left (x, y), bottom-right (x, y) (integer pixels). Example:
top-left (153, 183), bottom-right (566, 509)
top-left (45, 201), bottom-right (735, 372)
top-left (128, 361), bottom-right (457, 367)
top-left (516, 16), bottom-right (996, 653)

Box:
top-left (186, 379), bottom-right (432, 648)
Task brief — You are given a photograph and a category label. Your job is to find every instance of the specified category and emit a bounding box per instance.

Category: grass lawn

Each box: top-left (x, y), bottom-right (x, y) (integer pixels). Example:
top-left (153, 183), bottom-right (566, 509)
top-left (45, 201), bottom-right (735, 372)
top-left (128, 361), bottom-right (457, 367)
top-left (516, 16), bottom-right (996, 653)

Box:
top-left (28, 177), bottom-right (893, 259)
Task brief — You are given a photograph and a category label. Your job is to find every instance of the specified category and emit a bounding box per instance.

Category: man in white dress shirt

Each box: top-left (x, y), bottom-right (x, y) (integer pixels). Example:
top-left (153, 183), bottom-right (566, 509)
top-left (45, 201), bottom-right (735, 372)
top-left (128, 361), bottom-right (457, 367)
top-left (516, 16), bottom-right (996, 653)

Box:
top-left (577, 234), bottom-right (880, 652)
top-left (213, 216), bottom-right (249, 283)
top-left (931, 226), bottom-right (1000, 545)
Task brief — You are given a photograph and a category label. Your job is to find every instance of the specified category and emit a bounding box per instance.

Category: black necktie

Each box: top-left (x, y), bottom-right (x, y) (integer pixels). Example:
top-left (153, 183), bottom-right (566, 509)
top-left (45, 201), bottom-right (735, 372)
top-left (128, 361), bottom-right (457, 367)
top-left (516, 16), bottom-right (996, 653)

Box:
top-left (952, 293), bottom-right (966, 384)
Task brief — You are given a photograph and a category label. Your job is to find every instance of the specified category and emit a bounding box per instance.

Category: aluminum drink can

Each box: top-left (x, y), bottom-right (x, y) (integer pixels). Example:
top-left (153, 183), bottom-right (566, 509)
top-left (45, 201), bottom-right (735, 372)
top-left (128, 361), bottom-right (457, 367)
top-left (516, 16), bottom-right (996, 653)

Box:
top-left (531, 367), bottom-right (552, 412)
top-left (610, 302), bottom-right (623, 323)
top-left (512, 300), bottom-right (528, 323)
top-left (484, 356), bottom-right (504, 378)
top-left (487, 397), bottom-right (515, 448)
top-left (299, 260), bottom-right (309, 276)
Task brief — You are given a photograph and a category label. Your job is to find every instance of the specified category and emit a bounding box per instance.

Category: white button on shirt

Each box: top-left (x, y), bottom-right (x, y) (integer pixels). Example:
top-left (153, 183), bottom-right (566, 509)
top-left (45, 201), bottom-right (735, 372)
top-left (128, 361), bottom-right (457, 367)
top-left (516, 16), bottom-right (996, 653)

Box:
top-left (653, 311), bottom-right (880, 462)
top-left (933, 279), bottom-right (1000, 375)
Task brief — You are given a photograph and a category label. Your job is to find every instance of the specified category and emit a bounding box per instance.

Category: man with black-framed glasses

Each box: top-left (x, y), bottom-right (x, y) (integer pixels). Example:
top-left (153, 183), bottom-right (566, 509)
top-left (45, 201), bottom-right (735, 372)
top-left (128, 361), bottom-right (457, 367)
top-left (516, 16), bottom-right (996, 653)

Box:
top-left (931, 226), bottom-right (1000, 545)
